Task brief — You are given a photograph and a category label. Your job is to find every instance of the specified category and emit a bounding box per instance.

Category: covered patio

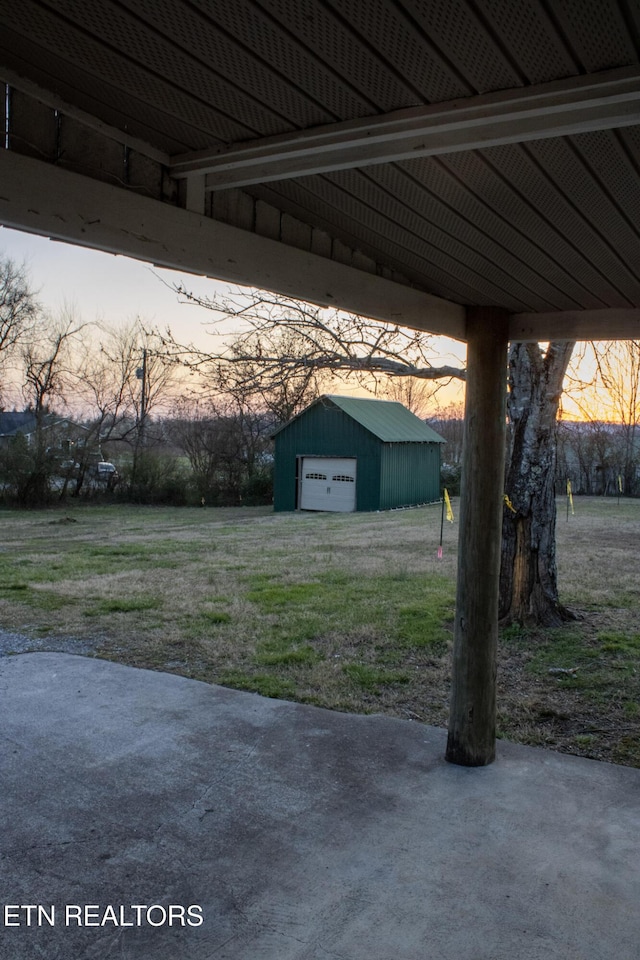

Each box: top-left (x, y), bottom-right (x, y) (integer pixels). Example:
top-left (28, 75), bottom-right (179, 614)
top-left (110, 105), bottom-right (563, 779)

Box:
top-left (1, 0), bottom-right (640, 763)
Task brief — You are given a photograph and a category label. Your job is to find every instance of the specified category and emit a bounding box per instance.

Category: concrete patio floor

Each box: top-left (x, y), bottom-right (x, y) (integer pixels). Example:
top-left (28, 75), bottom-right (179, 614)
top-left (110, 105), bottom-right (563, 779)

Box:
top-left (1, 652), bottom-right (639, 960)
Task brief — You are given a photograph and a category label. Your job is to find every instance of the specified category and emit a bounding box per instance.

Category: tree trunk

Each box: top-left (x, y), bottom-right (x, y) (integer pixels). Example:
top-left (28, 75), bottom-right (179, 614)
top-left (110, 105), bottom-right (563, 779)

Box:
top-left (499, 341), bottom-right (576, 627)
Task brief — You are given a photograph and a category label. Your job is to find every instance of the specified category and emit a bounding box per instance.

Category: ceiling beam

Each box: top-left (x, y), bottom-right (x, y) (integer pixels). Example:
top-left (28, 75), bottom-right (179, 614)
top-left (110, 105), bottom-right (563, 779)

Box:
top-left (510, 309), bottom-right (640, 342)
top-left (2, 152), bottom-right (637, 345)
top-left (170, 66), bottom-right (640, 189)
top-left (0, 149), bottom-right (466, 339)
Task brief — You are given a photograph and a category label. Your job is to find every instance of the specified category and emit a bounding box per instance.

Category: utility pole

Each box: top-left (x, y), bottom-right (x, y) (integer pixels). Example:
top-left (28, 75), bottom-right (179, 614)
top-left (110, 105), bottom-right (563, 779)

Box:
top-left (136, 348), bottom-right (147, 447)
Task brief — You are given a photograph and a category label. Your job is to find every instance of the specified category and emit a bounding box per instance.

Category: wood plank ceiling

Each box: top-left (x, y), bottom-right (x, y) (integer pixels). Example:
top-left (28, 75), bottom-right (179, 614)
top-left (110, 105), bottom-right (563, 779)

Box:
top-left (1, 0), bottom-right (640, 337)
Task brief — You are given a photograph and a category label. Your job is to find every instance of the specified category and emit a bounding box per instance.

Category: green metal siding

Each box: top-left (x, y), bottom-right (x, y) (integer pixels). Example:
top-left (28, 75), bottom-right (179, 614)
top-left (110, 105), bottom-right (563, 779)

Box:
top-left (274, 401), bottom-right (381, 511)
top-left (274, 396), bottom-right (444, 512)
top-left (379, 442), bottom-right (442, 510)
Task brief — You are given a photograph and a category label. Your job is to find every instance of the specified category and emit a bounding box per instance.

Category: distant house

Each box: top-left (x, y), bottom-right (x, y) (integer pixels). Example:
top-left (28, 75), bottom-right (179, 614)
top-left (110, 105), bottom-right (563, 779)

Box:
top-left (0, 412), bottom-right (89, 453)
top-left (273, 395), bottom-right (445, 513)
top-left (0, 411), bottom-right (38, 445)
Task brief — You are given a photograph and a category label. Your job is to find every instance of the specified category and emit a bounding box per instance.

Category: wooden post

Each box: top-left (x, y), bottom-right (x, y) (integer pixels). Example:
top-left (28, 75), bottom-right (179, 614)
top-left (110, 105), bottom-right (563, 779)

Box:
top-left (446, 307), bottom-right (509, 766)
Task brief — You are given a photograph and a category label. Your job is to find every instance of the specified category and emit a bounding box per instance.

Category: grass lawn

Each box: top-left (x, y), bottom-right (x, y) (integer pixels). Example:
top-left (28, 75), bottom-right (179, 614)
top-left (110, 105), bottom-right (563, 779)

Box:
top-left (1, 497), bottom-right (639, 767)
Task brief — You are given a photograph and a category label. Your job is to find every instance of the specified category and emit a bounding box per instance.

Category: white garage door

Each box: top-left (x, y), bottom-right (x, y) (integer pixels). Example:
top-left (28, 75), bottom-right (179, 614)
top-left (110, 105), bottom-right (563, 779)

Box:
top-left (299, 457), bottom-right (357, 512)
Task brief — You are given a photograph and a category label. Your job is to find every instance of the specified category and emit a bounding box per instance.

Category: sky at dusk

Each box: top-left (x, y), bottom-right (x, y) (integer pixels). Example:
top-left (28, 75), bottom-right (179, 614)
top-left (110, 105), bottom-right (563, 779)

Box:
top-left (0, 225), bottom-right (235, 346)
top-left (1, 226), bottom-right (633, 423)
top-left (0, 225), bottom-right (468, 410)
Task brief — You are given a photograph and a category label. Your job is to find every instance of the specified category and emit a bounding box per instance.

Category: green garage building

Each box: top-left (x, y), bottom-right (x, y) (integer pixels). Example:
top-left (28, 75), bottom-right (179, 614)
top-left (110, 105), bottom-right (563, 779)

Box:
top-left (273, 395), bottom-right (445, 513)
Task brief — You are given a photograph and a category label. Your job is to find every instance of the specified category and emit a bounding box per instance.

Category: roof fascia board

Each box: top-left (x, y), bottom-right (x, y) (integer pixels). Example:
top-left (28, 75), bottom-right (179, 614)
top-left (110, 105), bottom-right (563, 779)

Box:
top-left (510, 309), bottom-right (640, 341)
top-left (0, 149), bottom-right (466, 339)
top-left (170, 66), bottom-right (640, 188)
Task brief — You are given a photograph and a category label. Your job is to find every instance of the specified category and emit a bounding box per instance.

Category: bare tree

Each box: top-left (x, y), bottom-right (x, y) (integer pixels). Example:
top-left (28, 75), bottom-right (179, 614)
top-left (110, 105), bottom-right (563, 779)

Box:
top-left (0, 255), bottom-right (39, 403)
top-left (160, 287), bottom-right (465, 417)
top-left (377, 375), bottom-right (440, 417)
top-left (67, 323), bottom-right (139, 493)
top-left (218, 328), bottom-right (324, 423)
top-left (499, 341), bottom-right (576, 626)
top-left (169, 396), bottom-right (271, 504)
top-left (84, 319), bottom-right (177, 488)
top-left (558, 341), bottom-right (640, 497)
top-left (556, 420), bottom-right (594, 495)
top-left (23, 312), bottom-right (83, 415)
top-left (17, 310), bottom-right (85, 503)
top-left (94, 319), bottom-right (176, 438)
top-left (592, 340), bottom-right (640, 495)
top-left (427, 402), bottom-right (465, 466)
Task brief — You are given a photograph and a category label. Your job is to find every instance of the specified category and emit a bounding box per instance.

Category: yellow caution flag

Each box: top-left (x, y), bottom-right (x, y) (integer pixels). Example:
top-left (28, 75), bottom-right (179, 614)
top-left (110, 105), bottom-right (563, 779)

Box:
top-left (444, 488), bottom-right (454, 523)
top-left (504, 494), bottom-right (517, 514)
top-left (567, 479), bottom-right (574, 515)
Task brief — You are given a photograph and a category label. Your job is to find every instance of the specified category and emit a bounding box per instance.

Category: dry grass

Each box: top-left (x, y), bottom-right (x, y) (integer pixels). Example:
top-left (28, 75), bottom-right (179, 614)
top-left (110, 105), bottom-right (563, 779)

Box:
top-left (1, 497), bottom-right (639, 766)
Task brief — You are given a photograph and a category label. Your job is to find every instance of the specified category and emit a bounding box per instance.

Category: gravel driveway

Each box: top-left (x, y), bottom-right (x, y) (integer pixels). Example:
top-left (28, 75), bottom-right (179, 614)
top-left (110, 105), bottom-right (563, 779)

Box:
top-left (0, 627), bottom-right (103, 658)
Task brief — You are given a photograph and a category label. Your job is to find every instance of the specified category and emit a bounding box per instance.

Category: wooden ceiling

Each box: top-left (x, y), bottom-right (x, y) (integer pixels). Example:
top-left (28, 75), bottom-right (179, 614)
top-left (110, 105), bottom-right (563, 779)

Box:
top-left (1, 0), bottom-right (640, 340)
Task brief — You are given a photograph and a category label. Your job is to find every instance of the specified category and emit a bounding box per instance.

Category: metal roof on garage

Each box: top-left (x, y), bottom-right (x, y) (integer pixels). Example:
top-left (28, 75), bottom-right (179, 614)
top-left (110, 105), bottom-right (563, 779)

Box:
top-left (273, 395), bottom-right (446, 444)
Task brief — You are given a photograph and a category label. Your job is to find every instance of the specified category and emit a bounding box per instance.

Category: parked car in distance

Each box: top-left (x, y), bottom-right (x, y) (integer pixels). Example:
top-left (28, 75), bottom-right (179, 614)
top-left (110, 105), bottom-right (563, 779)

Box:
top-left (58, 459), bottom-right (81, 474)
top-left (94, 461), bottom-right (118, 482)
